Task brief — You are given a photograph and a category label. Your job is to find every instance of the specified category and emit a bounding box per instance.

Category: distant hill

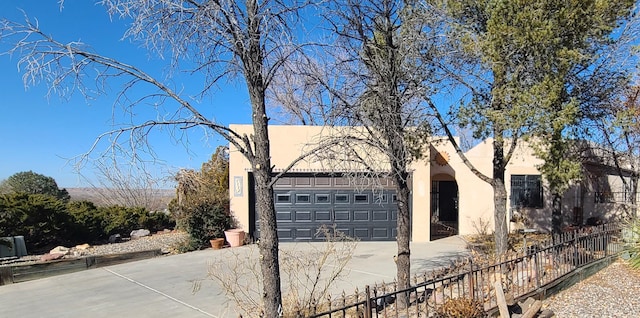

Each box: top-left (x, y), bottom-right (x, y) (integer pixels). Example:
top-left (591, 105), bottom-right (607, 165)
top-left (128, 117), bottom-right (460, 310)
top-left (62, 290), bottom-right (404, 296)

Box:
top-left (66, 187), bottom-right (176, 211)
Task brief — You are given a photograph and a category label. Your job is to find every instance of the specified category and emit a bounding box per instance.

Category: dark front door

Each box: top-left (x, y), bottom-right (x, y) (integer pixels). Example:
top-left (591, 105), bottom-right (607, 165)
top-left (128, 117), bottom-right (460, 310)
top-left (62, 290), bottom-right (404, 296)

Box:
top-left (431, 180), bottom-right (459, 240)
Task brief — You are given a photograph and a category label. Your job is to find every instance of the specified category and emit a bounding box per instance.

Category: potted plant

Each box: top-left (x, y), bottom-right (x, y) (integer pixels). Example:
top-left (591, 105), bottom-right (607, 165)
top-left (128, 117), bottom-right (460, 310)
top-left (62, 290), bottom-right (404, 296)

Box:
top-left (209, 237), bottom-right (225, 249)
top-left (224, 228), bottom-right (245, 247)
top-left (181, 200), bottom-right (233, 250)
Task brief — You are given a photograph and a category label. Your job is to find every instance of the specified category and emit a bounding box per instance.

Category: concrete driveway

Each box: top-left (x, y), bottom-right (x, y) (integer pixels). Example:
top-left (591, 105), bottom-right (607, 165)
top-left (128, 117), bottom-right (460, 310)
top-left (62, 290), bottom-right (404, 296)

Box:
top-left (0, 236), bottom-right (468, 317)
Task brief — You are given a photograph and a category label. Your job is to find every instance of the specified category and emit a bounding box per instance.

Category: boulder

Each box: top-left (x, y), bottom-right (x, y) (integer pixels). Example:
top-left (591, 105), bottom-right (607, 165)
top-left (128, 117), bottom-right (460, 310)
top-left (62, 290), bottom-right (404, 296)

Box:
top-left (130, 229), bottom-right (151, 239)
top-left (49, 246), bottom-right (70, 255)
top-left (40, 253), bottom-right (65, 262)
top-left (75, 243), bottom-right (91, 250)
top-left (108, 234), bottom-right (122, 244)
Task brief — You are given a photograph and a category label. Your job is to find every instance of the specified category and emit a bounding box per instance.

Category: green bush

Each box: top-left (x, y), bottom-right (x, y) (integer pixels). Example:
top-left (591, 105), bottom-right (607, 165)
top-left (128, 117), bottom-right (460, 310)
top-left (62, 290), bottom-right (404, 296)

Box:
top-left (0, 193), bottom-right (72, 251)
top-left (66, 200), bottom-right (106, 242)
top-left (97, 205), bottom-right (175, 237)
top-left (142, 211), bottom-right (175, 232)
top-left (179, 199), bottom-right (232, 250)
top-left (0, 193), bottom-right (176, 250)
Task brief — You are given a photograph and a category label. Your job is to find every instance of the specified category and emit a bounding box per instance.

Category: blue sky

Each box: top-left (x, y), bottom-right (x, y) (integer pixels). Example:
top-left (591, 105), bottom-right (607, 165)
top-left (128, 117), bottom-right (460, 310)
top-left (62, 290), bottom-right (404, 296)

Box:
top-left (0, 1), bottom-right (252, 188)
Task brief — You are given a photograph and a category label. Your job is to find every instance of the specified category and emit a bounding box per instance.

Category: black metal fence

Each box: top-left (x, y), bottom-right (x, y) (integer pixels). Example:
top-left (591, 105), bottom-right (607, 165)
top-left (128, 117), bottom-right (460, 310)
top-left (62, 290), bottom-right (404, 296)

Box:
top-left (304, 223), bottom-right (624, 318)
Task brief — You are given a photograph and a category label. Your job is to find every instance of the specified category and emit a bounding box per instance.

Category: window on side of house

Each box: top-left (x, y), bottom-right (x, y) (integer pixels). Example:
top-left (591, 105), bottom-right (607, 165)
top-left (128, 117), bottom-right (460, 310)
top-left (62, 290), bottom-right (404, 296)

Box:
top-left (510, 175), bottom-right (543, 208)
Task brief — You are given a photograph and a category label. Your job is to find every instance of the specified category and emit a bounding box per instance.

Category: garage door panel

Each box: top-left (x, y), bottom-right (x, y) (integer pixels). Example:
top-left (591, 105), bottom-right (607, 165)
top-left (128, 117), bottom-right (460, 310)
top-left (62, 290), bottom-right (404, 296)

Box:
top-left (335, 227), bottom-right (351, 237)
top-left (353, 210), bottom-right (370, 221)
top-left (264, 183), bottom-right (398, 242)
top-left (277, 211), bottom-right (293, 221)
top-left (334, 193), bottom-right (350, 204)
top-left (278, 228), bottom-right (293, 239)
top-left (315, 193), bottom-right (331, 204)
top-left (354, 228), bottom-right (370, 238)
top-left (294, 210), bottom-right (312, 221)
top-left (372, 228), bottom-right (390, 239)
top-left (295, 228), bottom-right (314, 240)
top-left (372, 210), bottom-right (390, 221)
top-left (334, 210), bottom-right (350, 222)
top-left (315, 211), bottom-right (331, 221)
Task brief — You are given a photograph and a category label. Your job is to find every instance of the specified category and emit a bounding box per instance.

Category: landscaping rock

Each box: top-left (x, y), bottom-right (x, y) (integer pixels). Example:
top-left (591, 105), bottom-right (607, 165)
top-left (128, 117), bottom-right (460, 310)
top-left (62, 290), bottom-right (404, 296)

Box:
top-left (40, 253), bottom-right (64, 262)
top-left (108, 234), bottom-right (122, 244)
top-left (130, 229), bottom-right (151, 239)
top-left (75, 243), bottom-right (91, 250)
top-left (49, 246), bottom-right (70, 255)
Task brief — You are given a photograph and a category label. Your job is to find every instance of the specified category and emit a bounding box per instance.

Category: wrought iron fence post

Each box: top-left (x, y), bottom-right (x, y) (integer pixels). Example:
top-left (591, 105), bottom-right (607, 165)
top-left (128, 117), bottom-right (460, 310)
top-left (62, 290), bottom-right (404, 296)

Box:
top-left (468, 257), bottom-right (475, 300)
top-left (573, 230), bottom-right (579, 268)
top-left (365, 285), bottom-right (372, 318)
top-left (534, 247), bottom-right (541, 289)
top-left (604, 224), bottom-right (609, 257)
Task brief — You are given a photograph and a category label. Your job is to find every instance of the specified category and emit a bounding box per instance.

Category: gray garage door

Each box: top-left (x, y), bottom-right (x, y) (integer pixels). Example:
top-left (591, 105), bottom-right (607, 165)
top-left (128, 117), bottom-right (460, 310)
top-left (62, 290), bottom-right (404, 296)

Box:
top-left (253, 174), bottom-right (398, 241)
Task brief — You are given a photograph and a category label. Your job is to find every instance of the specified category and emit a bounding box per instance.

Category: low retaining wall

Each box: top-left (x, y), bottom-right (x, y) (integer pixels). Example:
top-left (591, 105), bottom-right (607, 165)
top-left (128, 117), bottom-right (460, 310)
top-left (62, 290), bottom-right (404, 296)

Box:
top-left (0, 249), bottom-right (162, 285)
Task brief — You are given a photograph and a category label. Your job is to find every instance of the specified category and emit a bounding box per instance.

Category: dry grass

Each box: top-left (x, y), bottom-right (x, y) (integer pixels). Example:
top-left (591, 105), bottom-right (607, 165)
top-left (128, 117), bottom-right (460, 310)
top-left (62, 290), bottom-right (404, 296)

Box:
top-left (206, 226), bottom-right (358, 318)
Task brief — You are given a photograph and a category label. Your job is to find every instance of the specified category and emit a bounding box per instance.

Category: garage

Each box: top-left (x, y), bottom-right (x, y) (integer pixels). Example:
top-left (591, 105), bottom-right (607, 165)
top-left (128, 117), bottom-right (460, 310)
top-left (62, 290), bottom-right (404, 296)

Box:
top-left (250, 173), bottom-right (398, 241)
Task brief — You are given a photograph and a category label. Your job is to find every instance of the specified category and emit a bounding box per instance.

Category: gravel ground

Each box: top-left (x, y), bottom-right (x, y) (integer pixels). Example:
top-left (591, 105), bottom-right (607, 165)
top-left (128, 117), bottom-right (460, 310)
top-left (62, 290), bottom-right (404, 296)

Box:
top-left (1, 231), bottom-right (190, 266)
top-left (543, 260), bottom-right (640, 318)
top-left (83, 231), bottom-right (190, 255)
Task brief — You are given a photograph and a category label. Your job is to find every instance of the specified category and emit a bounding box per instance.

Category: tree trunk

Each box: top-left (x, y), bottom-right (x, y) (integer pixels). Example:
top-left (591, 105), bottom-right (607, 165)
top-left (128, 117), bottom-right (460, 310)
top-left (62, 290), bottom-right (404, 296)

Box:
top-left (244, 0), bottom-right (282, 315)
top-left (254, 169), bottom-right (282, 317)
top-left (552, 192), bottom-right (562, 233)
top-left (631, 174), bottom-right (638, 218)
top-left (493, 179), bottom-right (509, 254)
top-left (249, 81), bottom-right (283, 318)
top-left (250, 94), bottom-right (283, 316)
top-left (493, 136), bottom-right (509, 255)
top-left (394, 169), bottom-right (411, 305)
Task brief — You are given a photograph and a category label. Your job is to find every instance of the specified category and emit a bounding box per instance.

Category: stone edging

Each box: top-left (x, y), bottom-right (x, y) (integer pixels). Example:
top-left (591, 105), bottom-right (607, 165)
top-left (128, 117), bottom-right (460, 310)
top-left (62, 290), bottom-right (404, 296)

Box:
top-left (0, 249), bottom-right (162, 285)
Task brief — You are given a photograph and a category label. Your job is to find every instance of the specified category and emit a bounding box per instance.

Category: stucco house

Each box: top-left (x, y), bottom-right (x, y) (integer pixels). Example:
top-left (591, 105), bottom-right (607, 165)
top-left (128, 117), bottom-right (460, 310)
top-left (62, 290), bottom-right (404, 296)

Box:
top-left (229, 124), bottom-right (634, 242)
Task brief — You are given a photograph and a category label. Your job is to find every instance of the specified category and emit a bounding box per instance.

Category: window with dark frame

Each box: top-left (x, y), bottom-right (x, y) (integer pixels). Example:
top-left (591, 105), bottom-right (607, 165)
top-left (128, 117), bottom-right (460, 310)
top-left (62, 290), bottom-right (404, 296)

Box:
top-left (354, 194), bottom-right (368, 203)
top-left (375, 194), bottom-right (388, 204)
top-left (510, 175), bottom-right (543, 208)
top-left (315, 194), bottom-right (330, 204)
top-left (276, 194), bottom-right (291, 203)
top-left (296, 194), bottom-right (311, 203)
top-left (593, 176), bottom-right (616, 203)
top-left (335, 194), bottom-right (349, 204)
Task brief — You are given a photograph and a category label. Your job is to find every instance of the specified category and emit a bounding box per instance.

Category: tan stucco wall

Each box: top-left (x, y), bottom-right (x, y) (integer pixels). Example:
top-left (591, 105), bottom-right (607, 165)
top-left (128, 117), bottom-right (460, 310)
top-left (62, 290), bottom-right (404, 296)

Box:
top-left (229, 125), bottom-right (393, 233)
top-left (229, 125), bottom-right (551, 241)
top-left (446, 139), bottom-right (496, 236)
top-left (229, 124), bottom-right (626, 242)
top-left (408, 153), bottom-right (432, 242)
top-left (229, 125), bottom-right (340, 231)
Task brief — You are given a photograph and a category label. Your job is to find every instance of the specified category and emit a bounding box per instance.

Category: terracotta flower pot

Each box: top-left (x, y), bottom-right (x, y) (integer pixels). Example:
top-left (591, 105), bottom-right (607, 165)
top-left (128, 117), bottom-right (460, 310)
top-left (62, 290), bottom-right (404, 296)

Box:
top-left (224, 229), bottom-right (245, 247)
top-left (210, 238), bottom-right (225, 250)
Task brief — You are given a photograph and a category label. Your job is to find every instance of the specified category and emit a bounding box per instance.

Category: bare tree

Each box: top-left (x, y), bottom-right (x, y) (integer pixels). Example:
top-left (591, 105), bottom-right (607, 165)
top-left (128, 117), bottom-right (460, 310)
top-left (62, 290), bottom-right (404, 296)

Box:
top-left (0, 1), bottom-right (326, 315)
top-left (587, 83), bottom-right (640, 219)
top-left (267, 55), bottom-right (348, 125)
top-left (81, 158), bottom-right (168, 211)
top-left (287, 0), bottom-right (438, 300)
